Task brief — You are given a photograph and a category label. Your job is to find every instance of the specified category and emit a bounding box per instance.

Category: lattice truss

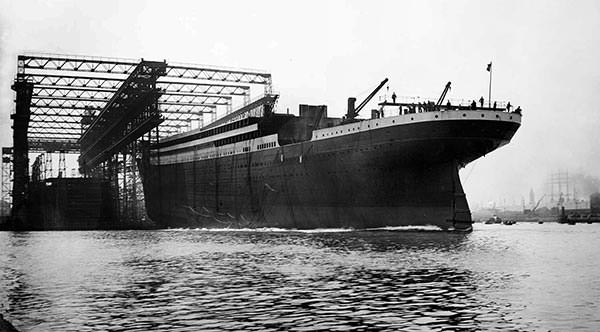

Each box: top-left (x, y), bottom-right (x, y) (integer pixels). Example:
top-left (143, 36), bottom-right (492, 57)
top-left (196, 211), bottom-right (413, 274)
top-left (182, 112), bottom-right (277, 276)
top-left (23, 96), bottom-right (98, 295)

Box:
top-left (16, 54), bottom-right (272, 152)
top-left (1, 148), bottom-right (12, 215)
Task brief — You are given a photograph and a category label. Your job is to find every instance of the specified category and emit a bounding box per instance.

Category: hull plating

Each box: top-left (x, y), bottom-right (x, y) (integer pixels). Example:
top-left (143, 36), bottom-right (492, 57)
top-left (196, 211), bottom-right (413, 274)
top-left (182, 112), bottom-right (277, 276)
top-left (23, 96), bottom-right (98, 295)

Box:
top-left (143, 116), bottom-right (520, 231)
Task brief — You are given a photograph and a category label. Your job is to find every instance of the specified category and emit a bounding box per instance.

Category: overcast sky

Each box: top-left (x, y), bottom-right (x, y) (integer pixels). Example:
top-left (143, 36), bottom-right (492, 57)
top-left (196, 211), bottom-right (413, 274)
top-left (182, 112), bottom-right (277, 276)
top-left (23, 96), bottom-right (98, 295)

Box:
top-left (1, 0), bottom-right (599, 207)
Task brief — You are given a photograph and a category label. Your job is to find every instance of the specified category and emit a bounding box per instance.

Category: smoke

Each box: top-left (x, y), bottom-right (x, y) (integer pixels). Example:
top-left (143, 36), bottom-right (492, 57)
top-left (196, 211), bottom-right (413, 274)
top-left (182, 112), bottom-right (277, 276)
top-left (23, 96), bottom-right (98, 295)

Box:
top-left (570, 173), bottom-right (600, 198)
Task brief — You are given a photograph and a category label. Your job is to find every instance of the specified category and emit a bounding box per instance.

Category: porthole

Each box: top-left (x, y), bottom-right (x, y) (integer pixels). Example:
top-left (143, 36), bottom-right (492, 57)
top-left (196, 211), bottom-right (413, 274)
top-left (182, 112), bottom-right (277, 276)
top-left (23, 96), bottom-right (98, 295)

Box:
top-left (392, 120), bottom-right (395, 123)
top-left (411, 117), bottom-right (414, 120)
top-left (481, 114), bottom-right (485, 118)
top-left (510, 116), bottom-right (513, 120)
top-left (375, 123), bottom-right (378, 126)
top-left (462, 114), bottom-right (467, 117)
top-left (435, 115), bottom-right (438, 119)
top-left (496, 115), bottom-right (500, 119)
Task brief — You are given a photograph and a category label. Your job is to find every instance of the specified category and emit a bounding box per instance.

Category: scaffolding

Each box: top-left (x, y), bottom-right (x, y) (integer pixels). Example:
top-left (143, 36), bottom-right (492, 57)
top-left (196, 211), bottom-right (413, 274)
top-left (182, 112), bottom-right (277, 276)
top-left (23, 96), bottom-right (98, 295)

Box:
top-left (12, 53), bottom-right (272, 226)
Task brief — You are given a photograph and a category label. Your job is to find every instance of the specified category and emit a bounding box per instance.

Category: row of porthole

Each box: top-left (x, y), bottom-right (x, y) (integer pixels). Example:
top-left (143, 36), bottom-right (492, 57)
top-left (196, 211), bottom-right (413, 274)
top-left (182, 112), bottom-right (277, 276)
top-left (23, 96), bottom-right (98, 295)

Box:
top-left (410, 113), bottom-right (514, 120)
top-left (320, 120), bottom-right (393, 137)
top-left (425, 113), bottom-right (513, 120)
top-left (320, 126), bottom-right (362, 138)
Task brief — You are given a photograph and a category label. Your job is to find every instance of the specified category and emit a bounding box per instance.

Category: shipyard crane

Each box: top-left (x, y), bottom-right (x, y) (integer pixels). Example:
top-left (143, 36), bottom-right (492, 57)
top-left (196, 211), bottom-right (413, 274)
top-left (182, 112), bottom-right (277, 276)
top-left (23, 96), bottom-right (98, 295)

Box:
top-left (346, 78), bottom-right (389, 121)
top-left (531, 194), bottom-right (546, 213)
top-left (436, 81), bottom-right (451, 107)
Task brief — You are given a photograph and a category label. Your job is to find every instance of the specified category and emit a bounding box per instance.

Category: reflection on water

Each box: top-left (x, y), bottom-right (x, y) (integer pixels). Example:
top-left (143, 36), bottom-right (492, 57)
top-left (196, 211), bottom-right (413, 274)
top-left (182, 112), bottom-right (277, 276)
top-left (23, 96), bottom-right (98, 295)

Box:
top-left (1, 224), bottom-right (599, 331)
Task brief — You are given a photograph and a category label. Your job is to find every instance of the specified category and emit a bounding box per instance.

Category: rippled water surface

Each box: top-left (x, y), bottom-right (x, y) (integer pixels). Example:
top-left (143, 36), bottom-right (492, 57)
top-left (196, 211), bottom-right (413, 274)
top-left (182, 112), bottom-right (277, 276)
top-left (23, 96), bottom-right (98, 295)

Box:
top-left (1, 223), bottom-right (599, 331)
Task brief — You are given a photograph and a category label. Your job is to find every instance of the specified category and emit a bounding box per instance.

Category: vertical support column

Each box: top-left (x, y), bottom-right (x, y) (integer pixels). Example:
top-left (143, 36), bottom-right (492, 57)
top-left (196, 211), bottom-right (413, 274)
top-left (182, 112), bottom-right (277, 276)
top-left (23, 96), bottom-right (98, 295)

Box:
top-left (131, 142), bottom-right (137, 223)
top-left (264, 75), bottom-right (272, 95)
top-left (58, 150), bottom-right (66, 178)
top-left (10, 79), bottom-right (33, 225)
top-left (156, 126), bottom-right (162, 224)
top-left (107, 154), bottom-right (120, 226)
top-left (1, 148), bottom-right (13, 217)
top-left (122, 150), bottom-right (127, 224)
top-left (45, 152), bottom-right (53, 179)
top-left (210, 109), bottom-right (217, 124)
top-left (40, 153), bottom-right (45, 180)
top-left (198, 114), bottom-right (204, 129)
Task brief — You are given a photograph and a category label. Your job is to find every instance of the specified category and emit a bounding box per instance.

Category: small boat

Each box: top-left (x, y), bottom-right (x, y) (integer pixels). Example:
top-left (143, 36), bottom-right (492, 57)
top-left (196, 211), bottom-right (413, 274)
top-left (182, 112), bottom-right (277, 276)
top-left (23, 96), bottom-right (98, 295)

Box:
top-left (485, 215), bottom-right (502, 224)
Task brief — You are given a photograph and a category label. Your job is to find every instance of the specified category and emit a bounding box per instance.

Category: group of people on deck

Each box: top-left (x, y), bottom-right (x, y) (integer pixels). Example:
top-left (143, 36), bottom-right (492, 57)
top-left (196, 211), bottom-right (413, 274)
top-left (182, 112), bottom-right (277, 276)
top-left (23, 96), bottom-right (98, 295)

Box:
top-left (383, 93), bottom-right (522, 116)
top-left (468, 96), bottom-right (522, 114)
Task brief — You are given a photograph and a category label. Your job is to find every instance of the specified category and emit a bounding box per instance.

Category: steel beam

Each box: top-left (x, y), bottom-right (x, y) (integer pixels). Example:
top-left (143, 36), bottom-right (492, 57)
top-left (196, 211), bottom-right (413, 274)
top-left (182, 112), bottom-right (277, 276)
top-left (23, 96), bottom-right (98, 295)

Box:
top-left (34, 85), bottom-right (238, 100)
top-left (23, 74), bottom-right (251, 95)
top-left (30, 105), bottom-right (215, 116)
top-left (31, 97), bottom-right (228, 109)
top-left (18, 55), bottom-right (137, 75)
top-left (19, 54), bottom-right (271, 85)
top-left (166, 63), bottom-right (270, 84)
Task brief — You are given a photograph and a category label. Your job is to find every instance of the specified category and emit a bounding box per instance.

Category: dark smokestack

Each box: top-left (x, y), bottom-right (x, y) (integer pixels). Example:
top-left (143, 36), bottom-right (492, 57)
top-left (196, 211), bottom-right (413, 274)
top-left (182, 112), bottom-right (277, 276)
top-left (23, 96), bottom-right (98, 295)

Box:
top-left (347, 97), bottom-right (356, 119)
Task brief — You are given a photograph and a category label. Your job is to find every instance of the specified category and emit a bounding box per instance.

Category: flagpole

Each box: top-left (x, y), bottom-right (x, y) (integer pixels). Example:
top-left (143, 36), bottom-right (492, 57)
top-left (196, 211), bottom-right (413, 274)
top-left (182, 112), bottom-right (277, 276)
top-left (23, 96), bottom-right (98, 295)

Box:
top-left (488, 62), bottom-right (492, 108)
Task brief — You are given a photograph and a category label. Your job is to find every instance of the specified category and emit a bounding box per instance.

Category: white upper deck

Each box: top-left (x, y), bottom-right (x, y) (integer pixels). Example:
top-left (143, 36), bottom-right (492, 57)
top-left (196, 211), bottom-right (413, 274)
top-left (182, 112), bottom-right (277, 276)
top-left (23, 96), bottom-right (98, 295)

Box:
top-left (311, 109), bottom-right (521, 141)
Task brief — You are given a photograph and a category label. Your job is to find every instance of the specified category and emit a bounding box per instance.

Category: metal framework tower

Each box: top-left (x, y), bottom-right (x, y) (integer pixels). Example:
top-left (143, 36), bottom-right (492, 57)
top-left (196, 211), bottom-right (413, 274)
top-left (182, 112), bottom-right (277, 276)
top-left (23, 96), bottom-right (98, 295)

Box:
top-left (11, 78), bottom-right (33, 223)
top-left (1, 148), bottom-right (13, 216)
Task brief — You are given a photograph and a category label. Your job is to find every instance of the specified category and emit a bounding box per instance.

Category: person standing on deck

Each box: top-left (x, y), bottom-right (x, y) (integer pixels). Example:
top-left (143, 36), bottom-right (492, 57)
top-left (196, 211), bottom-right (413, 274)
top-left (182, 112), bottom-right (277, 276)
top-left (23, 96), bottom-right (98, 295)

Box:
top-left (514, 106), bottom-right (522, 114)
top-left (479, 96), bottom-right (484, 108)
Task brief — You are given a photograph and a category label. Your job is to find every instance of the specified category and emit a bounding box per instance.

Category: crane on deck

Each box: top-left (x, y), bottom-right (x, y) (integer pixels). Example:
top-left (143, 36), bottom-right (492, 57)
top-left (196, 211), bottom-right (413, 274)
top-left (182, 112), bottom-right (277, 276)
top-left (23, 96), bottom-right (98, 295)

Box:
top-left (436, 81), bottom-right (451, 107)
top-left (345, 78), bottom-right (389, 121)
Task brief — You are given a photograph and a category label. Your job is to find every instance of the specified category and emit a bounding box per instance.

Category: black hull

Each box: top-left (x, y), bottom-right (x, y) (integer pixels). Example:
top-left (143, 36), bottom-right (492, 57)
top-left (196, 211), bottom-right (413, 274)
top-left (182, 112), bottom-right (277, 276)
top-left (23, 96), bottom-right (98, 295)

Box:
top-left (143, 117), bottom-right (520, 231)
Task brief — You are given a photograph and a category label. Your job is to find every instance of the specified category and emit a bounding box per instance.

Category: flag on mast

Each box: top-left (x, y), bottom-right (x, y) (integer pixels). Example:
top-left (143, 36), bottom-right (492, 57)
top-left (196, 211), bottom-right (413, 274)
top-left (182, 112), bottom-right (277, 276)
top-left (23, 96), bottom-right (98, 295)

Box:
top-left (486, 62), bottom-right (492, 72)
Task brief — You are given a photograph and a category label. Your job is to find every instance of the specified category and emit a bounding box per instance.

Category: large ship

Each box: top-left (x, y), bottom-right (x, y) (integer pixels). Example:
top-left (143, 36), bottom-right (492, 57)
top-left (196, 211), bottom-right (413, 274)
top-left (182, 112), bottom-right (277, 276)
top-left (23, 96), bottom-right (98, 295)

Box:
top-left (141, 80), bottom-right (521, 231)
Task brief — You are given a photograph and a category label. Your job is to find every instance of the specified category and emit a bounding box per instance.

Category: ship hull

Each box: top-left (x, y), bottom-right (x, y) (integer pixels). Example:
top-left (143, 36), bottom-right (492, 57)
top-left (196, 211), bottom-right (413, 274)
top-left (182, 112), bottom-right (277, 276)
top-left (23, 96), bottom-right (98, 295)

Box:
top-left (143, 113), bottom-right (520, 231)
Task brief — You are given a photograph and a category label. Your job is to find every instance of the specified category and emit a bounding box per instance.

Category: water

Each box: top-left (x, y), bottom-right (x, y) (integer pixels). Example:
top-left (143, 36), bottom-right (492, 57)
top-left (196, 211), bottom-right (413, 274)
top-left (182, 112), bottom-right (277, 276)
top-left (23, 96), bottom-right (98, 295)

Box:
top-left (1, 223), bottom-right (599, 331)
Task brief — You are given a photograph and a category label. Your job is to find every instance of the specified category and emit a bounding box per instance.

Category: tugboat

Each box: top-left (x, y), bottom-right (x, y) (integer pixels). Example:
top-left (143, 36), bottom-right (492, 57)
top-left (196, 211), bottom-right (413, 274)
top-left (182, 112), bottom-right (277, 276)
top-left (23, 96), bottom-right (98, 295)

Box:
top-left (485, 215), bottom-right (502, 224)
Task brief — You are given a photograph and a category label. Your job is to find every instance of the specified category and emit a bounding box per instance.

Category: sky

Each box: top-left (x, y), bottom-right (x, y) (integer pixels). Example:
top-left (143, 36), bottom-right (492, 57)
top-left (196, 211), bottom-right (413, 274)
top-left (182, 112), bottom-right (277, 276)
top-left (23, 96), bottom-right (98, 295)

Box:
top-left (1, 0), bottom-right (599, 208)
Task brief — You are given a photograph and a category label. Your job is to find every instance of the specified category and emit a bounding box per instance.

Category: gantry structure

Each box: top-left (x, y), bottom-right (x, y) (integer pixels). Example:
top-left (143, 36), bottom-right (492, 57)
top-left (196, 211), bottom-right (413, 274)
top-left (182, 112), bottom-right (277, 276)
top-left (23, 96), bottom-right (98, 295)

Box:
top-left (7, 53), bottom-right (272, 224)
top-left (16, 53), bottom-right (271, 152)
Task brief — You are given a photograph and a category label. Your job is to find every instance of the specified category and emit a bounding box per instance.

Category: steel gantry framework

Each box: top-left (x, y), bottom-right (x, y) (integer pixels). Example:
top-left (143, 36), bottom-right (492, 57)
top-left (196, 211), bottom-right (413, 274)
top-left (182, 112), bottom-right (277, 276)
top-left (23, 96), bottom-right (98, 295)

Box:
top-left (17, 53), bottom-right (270, 152)
top-left (10, 53), bottom-right (272, 225)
